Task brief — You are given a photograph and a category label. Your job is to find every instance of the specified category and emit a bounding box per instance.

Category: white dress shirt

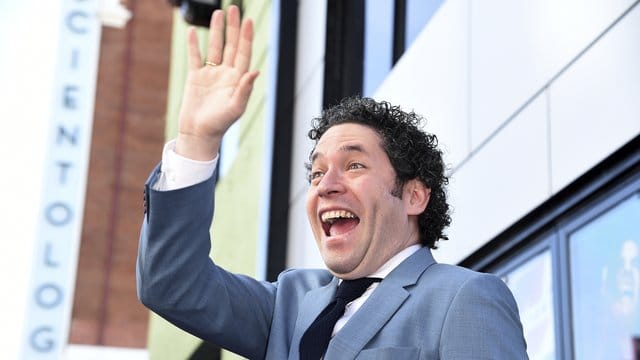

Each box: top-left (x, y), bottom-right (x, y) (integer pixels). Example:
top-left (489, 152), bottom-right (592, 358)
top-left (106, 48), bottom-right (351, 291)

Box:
top-left (332, 244), bottom-right (421, 336)
top-left (154, 140), bottom-right (423, 336)
top-left (153, 140), bottom-right (217, 191)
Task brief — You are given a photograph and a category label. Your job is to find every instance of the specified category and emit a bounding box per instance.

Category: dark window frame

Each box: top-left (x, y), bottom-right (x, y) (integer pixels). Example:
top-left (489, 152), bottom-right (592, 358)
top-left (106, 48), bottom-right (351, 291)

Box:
top-left (323, 0), bottom-right (424, 104)
top-left (323, 0), bottom-right (366, 108)
top-left (266, 0), bottom-right (299, 282)
top-left (556, 170), bottom-right (640, 359)
top-left (476, 135), bottom-right (640, 359)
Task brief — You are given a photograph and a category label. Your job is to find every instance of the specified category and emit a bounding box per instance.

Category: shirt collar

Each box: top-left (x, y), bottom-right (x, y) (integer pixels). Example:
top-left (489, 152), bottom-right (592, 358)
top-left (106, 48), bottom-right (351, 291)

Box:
top-left (336, 244), bottom-right (423, 283)
top-left (369, 244), bottom-right (422, 279)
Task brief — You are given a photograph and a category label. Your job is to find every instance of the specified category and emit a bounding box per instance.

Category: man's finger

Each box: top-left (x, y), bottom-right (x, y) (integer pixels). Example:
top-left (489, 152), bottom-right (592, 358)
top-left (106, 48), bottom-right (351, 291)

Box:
top-left (230, 71), bottom-right (259, 114)
top-left (186, 27), bottom-right (202, 70)
top-left (206, 10), bottom-right (224, 65)
top-left (222, 5), bottom-right (240, 66)
top-left (234, 19), bottom-right (253, 74)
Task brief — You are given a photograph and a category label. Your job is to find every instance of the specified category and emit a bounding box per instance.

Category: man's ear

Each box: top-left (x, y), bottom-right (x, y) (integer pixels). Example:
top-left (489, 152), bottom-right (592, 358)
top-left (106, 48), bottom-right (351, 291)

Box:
top-left (404, 179), bottom-right (430, 216)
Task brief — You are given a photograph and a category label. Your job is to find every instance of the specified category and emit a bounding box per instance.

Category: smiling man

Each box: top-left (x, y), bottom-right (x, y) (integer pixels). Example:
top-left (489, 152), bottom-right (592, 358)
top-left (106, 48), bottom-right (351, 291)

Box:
top-left (137, 5), bottom-right (527, 360)
top-left (307, 121), bottom-right (430, 280)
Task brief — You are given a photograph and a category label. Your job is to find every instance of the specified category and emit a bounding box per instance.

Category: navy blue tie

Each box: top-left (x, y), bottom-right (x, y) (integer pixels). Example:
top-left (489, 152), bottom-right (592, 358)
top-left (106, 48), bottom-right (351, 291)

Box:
top-left (299, 277), bottom-right (381, 359)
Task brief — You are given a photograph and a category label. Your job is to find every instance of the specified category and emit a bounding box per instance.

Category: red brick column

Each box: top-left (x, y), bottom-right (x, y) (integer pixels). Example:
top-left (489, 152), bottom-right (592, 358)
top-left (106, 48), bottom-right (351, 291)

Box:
top-left (69, 0), bottom-right (172, 348)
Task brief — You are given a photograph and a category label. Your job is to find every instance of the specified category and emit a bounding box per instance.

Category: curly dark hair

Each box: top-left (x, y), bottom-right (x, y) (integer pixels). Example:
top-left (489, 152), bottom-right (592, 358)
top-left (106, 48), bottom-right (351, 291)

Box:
top-left (307, 97), bottom-right (451, 249)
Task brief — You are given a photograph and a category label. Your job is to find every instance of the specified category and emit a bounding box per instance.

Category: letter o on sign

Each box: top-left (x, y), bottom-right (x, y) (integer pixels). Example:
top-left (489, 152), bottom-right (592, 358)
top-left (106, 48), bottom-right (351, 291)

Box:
top-left (35, 284), bottom-right (63, 309)
top-left (45, 202), bottom-right (72, 226)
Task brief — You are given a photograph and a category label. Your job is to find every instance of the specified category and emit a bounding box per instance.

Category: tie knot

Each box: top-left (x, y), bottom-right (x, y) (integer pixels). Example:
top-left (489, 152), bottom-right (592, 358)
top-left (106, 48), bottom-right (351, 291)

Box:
top-left (335, 277), bottom-right (381, 304)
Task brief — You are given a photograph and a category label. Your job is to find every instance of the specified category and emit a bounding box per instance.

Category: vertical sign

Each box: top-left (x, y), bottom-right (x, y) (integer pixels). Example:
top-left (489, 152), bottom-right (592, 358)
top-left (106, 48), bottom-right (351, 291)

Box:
top-left (22, 0), bottom-right (101, 357)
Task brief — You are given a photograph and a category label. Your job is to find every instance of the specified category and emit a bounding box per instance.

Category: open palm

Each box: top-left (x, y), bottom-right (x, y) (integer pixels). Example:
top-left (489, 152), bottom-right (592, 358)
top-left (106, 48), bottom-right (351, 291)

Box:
top-left (176, 5), bottom-right (258, 160)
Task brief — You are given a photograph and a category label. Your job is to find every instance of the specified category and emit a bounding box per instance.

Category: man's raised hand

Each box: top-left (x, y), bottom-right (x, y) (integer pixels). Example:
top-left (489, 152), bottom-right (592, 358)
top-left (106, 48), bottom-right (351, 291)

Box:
top-left (176, 5), bottom-right (259, 161)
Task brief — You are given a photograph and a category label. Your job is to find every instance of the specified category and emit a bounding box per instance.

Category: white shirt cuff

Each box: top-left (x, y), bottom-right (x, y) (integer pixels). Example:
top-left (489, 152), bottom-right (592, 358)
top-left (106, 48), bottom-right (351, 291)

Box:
top-left (153, 140), bottom-right (218, 191)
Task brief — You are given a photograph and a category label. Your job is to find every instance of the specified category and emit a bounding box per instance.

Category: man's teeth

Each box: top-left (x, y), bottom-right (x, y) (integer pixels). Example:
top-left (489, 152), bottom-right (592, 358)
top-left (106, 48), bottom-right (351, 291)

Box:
top-left (321, 210), bottom-right (357, 223)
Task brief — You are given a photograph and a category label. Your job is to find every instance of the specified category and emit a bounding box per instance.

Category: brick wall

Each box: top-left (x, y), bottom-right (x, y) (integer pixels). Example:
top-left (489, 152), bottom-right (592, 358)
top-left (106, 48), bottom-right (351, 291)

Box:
top-left (69, 0), bottom-right (172, 348)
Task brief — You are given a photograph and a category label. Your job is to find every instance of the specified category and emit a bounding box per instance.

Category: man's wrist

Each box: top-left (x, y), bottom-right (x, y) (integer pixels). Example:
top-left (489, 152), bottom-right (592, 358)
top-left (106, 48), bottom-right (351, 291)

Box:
top-left (175, 132), bottom-right (221, 161)
top-left (154, 140), bottom-right (218, 191)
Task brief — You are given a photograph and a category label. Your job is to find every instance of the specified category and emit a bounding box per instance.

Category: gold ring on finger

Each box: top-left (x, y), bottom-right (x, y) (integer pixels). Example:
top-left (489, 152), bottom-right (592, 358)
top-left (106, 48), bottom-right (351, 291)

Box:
top-left (204, 60), bottom-right (218, 67)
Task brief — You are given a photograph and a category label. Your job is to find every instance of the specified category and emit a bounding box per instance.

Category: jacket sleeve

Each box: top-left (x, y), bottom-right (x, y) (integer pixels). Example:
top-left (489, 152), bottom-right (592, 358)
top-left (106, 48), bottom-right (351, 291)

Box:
top-left (136, 165), bottom-right (276, 359)
top-left (439, 273), bottom-right (529, 360)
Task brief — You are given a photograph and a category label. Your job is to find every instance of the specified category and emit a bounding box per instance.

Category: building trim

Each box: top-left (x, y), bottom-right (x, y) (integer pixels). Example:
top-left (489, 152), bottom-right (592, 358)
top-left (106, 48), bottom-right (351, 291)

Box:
top-left (461, 134), bottom-right (640, 271)
top-left (266, 0), bottom-right (298, 281)
top-left (323, 0), bottom-right (365, 107)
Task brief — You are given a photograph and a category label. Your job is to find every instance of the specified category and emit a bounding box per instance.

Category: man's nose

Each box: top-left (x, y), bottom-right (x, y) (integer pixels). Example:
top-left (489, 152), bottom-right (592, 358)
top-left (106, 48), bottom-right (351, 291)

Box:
top-left (316, 168), bottom-right (345, 197)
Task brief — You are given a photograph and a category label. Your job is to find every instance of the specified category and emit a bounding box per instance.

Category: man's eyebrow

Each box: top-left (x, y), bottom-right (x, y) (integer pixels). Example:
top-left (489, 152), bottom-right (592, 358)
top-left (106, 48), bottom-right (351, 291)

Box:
top-left (310, 143), bottom-right (367, 164)
top-left (341, 144), bottom-right (366, 154)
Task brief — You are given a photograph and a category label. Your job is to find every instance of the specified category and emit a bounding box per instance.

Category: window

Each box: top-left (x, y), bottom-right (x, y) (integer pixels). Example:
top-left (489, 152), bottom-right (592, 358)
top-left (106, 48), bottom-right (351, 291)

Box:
top-left (569, 193), bottom-right (640, 359)
top-left (502, 249), bottom-right (556, 360)
top-left (404, 0), bottom-right (443, 49)
top-left (363, 0), bottom-right (394, 96)
top-left (477, 139), bottom-right (640, 359)
top-left (361, 0), bottom-right (444, 96)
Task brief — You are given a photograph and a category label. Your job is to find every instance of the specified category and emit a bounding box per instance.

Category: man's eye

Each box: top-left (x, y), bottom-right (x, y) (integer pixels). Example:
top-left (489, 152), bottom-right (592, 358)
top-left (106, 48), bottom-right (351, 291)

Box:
top-left (348, 163), bottom-right (364, 170)
top-left (309, 171), bottom-right (324, 182)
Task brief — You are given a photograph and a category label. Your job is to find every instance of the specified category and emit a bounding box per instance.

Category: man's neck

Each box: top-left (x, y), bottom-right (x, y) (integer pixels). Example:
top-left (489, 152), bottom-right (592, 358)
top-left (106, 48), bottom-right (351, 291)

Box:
top-left (369, 244), bottom-right (423, 279)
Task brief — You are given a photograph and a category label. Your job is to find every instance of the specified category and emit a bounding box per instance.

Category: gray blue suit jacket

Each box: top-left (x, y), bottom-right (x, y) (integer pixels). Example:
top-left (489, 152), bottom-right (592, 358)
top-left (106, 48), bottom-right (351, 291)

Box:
top-left (137, 166), bottom-right (528, 359)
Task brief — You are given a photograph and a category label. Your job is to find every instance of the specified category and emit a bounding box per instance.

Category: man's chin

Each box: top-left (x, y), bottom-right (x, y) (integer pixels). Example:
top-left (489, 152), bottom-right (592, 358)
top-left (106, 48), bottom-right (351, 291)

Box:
top-left (324, 261), bottom-right (354, 277)
top-left (324, 258), bottom-right (365, 279)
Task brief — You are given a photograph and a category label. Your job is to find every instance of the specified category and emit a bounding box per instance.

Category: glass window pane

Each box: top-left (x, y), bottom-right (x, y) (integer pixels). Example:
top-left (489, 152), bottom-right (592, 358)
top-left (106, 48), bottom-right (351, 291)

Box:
top-left (570, 193), bottom-right (640, 359)
top-left (405, 0), bottom-right (443, 49)
top-left (502, 250), bottom-right (556, 360)
top-left (363, 0), bottom-right (394, 96)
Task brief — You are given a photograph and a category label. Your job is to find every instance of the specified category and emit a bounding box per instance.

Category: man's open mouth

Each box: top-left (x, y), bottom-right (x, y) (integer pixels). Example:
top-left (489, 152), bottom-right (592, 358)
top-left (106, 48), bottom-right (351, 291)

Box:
top-left (320, 210), bottom-right (360, 237)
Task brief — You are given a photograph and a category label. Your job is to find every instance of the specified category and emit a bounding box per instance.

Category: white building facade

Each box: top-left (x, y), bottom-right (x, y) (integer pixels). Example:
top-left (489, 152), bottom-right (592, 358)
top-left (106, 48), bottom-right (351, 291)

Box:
top-left (285, 1), bottom-right (640, 359)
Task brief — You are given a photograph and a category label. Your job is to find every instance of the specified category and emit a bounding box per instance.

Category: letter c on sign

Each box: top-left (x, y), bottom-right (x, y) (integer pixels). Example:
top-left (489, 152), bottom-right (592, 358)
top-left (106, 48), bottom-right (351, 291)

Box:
top-left (66, 11), bottom-right (89, 34)
top-left (30, 326), bottom-right (55, 353)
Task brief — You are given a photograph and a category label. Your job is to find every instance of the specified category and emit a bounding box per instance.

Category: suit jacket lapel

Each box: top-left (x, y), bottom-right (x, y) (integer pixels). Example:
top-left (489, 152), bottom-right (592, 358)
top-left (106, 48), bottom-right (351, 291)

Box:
top-left (324, 248), bottom-right (436, 359)
top-left (289, 277), bottom-right (339, 359)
